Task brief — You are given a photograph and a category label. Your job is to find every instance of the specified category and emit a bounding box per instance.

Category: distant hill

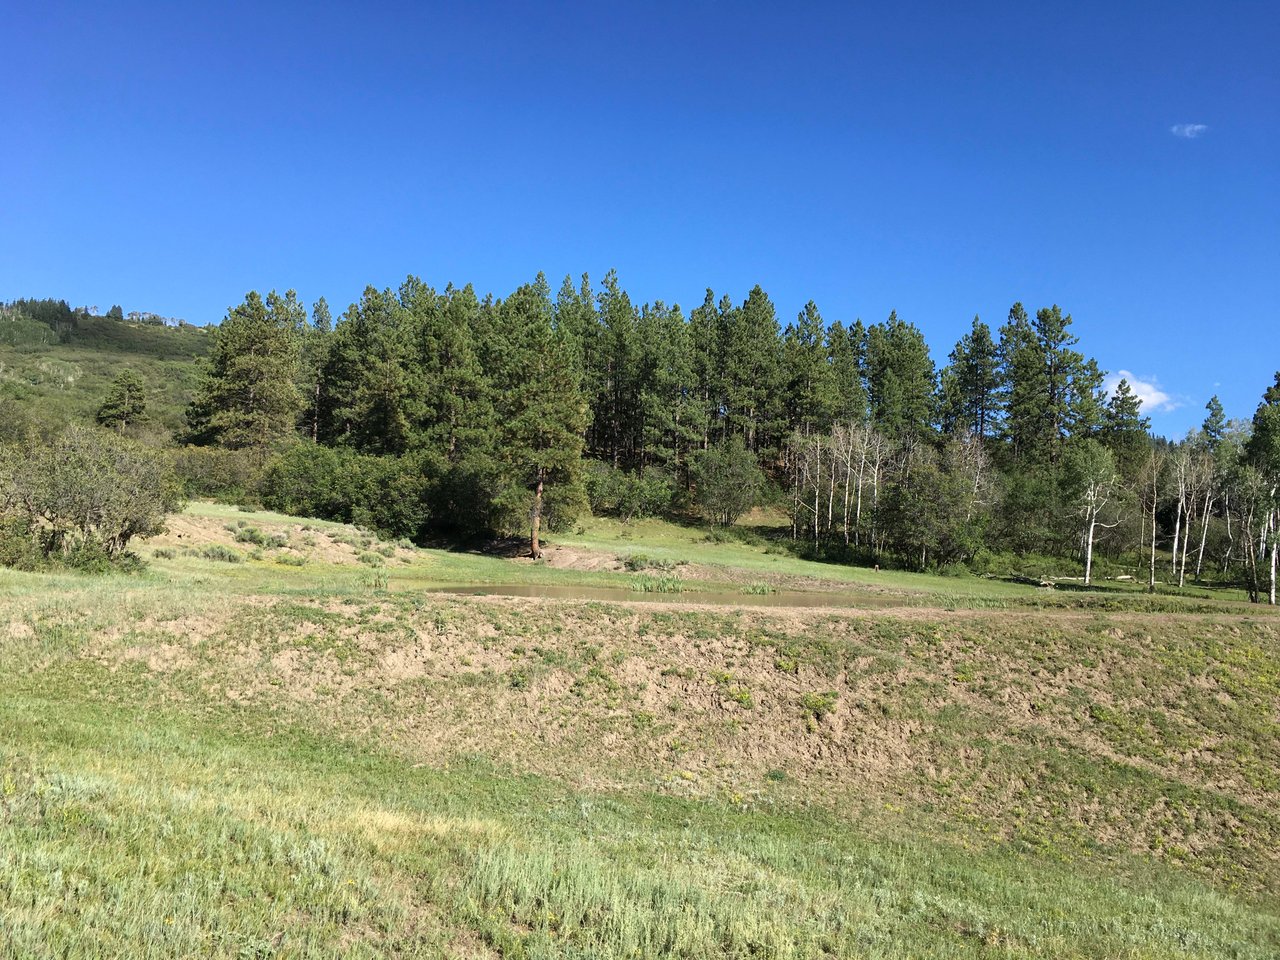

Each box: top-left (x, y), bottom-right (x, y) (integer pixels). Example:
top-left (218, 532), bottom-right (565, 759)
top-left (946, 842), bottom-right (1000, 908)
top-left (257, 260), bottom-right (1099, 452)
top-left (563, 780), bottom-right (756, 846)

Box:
top-left (0, 307), bottom-right (210, 437)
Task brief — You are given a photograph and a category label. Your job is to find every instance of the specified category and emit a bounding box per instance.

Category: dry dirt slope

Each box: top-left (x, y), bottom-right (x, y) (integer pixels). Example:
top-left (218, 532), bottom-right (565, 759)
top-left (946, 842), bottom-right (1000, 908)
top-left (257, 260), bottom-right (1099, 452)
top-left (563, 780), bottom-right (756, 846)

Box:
top-left (55, 576), bottom-right (1280, 900)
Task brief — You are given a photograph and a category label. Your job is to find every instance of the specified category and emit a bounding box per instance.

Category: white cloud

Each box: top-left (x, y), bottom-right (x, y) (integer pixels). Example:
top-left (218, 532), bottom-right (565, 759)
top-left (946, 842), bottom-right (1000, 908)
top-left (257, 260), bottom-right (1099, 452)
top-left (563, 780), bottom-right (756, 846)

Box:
top-left (1105, 370), bottom-right (1179, 413)
top-left (1170, 123), bottom-right (1208, 138)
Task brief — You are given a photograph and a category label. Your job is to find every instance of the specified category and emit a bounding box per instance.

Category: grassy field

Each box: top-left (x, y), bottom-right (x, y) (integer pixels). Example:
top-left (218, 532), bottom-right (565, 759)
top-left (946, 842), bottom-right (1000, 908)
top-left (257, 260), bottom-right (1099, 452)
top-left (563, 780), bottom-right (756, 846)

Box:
top-left (1, 503), bottom-right (1278, 957)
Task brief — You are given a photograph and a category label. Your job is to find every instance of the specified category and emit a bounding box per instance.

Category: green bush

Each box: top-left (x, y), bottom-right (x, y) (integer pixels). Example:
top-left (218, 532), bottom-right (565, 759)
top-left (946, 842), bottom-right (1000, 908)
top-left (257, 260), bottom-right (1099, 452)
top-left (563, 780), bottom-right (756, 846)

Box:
top-left (0, 427), bottom-right (182, 570)
top-left (262, 443), bottom-right (437, 540)
top-left (690, 438), bottom-right (763, 527)
top-left (233, 527), bottom-right (288, 549)
top-left (585, 463), bottom-right (674, 520)
top-left (200, 544), bottom-right (243, 563)
top-left (623, 553), bottom-right (678, 572)
top-left (172, 445), bottom-right (262, 501)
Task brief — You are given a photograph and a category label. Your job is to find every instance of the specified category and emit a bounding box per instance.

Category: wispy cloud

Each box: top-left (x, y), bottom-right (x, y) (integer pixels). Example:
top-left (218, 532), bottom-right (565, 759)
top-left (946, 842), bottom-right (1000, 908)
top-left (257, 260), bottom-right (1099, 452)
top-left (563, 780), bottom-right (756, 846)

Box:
top-left (1170, 123), bottom-right (1208, 139)
top-left (1105, 370), bottom-right (1179, 413)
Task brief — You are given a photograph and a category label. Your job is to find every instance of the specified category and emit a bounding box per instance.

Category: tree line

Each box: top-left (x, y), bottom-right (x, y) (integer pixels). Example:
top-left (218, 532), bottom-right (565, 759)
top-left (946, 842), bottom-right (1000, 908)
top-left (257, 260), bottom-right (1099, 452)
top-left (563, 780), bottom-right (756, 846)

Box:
top-left (85, 271), bottom-right (1279, 601)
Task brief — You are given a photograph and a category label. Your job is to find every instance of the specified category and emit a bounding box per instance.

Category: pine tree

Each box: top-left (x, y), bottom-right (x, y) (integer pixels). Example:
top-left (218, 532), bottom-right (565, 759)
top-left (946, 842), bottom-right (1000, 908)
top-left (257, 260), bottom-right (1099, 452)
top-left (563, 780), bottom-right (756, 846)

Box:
top-left (96, 370), bottom-right (147, 432)
top-left (490, 283), bottom-right (589, 556)
top-left (997, 302), bottom-right (1046, 460)
top-left (185, 291), bottom-right (303, 451)
top-left (300, 297), bottom-right (332, 441)
top-left (826, 319), bottom-right (868, 424)
top-left (941, 316), bottom-right (1000, 439)
top-left (595, 270), bottom-right (642, 467)
top-left (864, 311), bottom-right (935, 439)
top-left (722, 286), bottom-right (784, 453)
top-left (317, 286), bottom-right (419, 455)
top-left (1102, 377), bottom-right (1150, 478)
top-left (782, 301), bottom-right (838, 434)
top-left (1202, 395), bottom-right (1226, 452)
top-left (312, 296), bottom-right (332, 334)
top-left (1035, 305), bottom-right (1104, 453)
top-left (998, 303), bottom-right (1102, 462)
top-left (637, 300), bottom-right (698, 476)
top-left (688, 289), bottom-right (723, 449)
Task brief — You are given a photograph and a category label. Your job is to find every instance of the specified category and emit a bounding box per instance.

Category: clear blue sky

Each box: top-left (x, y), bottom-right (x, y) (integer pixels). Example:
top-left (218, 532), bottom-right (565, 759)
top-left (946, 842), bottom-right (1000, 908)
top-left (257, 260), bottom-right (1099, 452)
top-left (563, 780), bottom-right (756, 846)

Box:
top-left (4, 1), bottom-right (1276, 435)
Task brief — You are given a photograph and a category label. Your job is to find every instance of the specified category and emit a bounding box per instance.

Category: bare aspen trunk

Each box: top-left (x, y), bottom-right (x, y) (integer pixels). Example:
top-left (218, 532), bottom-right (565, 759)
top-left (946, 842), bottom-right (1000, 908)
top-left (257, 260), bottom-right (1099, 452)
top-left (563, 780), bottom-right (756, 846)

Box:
top-left (827, 456), bottom-right (836, 540)
top-left (1171, 497), bottom-right (1183, 584)
top-left (1195, 492), bottom-right (1213, 581)
top-left (1270, 510), bottom-right (1278, 606)
top-left (842, 454), bottom-right (852, 545)
top-left (1148, 502), bottom-right (1157, 592)
top-left (1085, 515), bottom-right (1096, 585)
top-left (1223, 490), bottom-right (1233, 575)
top-left (813, 440), bottom-right (821, 545)
top-left (854, 438), bottom-right (868, 546)
top-left (1179, 515), bottom-right (1190, 588)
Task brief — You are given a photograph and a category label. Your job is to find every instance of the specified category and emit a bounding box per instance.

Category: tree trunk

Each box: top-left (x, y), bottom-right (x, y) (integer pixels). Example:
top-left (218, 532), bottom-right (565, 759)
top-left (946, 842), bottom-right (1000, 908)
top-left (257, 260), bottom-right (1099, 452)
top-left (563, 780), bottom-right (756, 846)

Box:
top-left (812, 439), bottom-right (821, 545)
top-left (1222, 490), bottom-right (1233, 575)
top-left (1270, 510), bottom-right (1278, 606)
top-left (530, 474), bottom-right (544, 559)
top-left (1170, 497), bottom-right (1183, 584)
top-left (1084, 515), bottom-right (1096, 585)
top-left (827, 455), bottom-right (836, 542)
top-left (854, 439), bottom-right (868, 547)
top-left (1148, 500), bottom-right (1157, 593)
top-left (1195, 493), bottom-right (1213, 581)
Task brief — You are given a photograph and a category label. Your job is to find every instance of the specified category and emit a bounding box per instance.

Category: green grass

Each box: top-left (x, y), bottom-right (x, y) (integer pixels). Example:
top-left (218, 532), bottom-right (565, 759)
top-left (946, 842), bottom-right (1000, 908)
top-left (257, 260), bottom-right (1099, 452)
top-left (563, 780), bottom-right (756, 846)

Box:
top-left (3, 660), bottom-right (1276, 958)
top-left (0, 315), bottom-right (209, 433)
top-left (0, 502), bottom-right (1278, 957)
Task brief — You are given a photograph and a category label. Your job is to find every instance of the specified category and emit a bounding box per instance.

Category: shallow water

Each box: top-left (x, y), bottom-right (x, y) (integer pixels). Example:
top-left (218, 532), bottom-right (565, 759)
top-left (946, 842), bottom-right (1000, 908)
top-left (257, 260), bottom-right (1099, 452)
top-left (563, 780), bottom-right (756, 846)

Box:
top-left (422, 583), bottom-right (904, 608)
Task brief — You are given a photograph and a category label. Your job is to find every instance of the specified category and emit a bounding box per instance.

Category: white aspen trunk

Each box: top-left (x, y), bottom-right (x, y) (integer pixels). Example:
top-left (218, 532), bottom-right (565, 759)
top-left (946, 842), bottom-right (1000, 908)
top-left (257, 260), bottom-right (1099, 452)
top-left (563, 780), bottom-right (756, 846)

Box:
top-left (827, 449), bottom-right (836, 540)
top-left (1264, 512), bottom-right (1274, 609)
top-left (813, 440), bottom-right (821, 545)
top-left (1148, 499), bottom-right (1158, 592)
top-left (1195, 492), bottom-right (1213, 580)
top-left (854, 439), bottom-right (868, 546)
top-left (1179, 512), bottom-right (1191, 588)
top-left (966, 452), bottom-right (983, 524)
top-left (842, 453), bottom-right (853, 545)
top-left (1223, 490), bottom-right (1233, 575)
top-left (1171, 497), bottom-right (1183, 583)
top-left (871, 452), bottom-right (881, 554)
top-left (1084, 514), bottom-right (1096, 585)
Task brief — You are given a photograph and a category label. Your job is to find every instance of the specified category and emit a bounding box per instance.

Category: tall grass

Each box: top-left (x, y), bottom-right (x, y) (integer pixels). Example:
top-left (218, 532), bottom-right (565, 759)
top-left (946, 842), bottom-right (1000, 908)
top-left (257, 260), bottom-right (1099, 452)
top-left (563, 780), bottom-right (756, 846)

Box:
top-left (630, 573), bottom-right (684, 593)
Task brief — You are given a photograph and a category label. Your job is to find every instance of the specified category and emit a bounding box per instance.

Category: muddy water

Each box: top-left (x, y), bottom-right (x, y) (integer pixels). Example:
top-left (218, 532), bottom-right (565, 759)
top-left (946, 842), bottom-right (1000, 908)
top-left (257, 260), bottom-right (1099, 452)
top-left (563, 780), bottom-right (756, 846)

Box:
top-left (423, 583), bottom-right (905, 608)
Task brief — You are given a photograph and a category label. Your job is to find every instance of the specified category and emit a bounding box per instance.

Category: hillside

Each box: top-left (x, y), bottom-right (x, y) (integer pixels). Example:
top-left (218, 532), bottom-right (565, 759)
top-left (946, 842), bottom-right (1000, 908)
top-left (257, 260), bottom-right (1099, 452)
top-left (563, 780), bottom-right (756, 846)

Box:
top-left (0, 313), bottom-right (208, 435)
top-left (1, 504), bottom-right (1276, 958)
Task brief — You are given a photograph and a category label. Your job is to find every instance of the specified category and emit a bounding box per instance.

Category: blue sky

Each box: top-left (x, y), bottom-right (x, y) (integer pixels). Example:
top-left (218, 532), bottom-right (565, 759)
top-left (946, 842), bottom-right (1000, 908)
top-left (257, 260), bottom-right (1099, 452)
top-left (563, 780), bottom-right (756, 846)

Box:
top-left (3, 1), bottom-right (1276, 435)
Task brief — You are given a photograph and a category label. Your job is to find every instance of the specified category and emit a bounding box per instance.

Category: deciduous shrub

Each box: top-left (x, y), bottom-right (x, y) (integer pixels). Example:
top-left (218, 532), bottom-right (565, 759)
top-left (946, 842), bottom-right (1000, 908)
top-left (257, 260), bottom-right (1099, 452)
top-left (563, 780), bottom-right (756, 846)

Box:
top-left (690, 438), bottom-right (763, 527)
top-left (0, 427), bottom-right (182, 570)
top-left (261, 443), bottom-right (437, 540)
top-left (585, 463), bottom-right (674, 520)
